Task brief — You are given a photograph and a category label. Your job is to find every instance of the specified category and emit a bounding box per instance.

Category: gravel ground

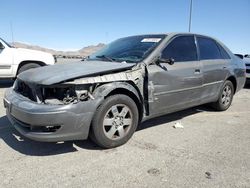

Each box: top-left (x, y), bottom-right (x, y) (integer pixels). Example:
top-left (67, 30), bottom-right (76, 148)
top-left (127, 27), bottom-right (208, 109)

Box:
top-left (0, 80), bottom-right (249, 188)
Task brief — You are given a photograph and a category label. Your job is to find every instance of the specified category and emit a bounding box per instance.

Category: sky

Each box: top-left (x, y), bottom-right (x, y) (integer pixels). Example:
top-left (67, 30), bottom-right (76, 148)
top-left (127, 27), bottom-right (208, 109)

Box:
top-left (0, 0), bottom-right (249, 53)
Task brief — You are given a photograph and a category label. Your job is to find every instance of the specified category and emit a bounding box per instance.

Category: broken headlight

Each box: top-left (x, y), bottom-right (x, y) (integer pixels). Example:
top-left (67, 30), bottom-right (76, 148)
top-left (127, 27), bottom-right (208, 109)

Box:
top-left (42, 84), bottom-right (93, 105)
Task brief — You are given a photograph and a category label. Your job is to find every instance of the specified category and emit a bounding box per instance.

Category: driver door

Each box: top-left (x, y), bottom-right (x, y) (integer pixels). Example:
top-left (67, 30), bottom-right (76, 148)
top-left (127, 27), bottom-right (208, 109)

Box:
top-left (147, 35), bottom-right (203, 116)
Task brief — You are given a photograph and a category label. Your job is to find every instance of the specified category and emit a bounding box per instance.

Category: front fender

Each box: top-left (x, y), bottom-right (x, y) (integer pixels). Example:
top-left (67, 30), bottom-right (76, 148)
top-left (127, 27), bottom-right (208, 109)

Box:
top-left (92, 81), bottom-right (144, 121)
top-left (93, 81), bottom-right (141, 101)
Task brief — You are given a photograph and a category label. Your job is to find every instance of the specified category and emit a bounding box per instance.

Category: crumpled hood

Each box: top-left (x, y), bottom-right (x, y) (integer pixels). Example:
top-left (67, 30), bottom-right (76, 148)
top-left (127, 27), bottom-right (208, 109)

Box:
top-left (17, 60), bottom-right (135, 85)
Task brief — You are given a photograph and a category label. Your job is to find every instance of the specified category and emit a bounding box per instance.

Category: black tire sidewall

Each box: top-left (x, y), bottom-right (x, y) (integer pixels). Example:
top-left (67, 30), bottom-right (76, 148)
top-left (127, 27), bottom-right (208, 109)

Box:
top-left (91, 94), bottom-right (139, 148)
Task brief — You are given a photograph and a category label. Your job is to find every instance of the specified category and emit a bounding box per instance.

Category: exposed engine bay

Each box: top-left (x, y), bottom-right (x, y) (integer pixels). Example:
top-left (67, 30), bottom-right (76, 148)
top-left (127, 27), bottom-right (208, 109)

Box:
top-left (13, 64), bottom-right (145, 106)
top-left (14, 80), bottom-right (96, 105)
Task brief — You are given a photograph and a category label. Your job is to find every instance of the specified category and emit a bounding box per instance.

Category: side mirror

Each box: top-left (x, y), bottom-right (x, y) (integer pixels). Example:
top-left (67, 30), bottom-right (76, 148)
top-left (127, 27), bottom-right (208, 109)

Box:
top-left (0, 43), bottom-right (5, 50)
top-left (157, 57), bottom-right (175, 65)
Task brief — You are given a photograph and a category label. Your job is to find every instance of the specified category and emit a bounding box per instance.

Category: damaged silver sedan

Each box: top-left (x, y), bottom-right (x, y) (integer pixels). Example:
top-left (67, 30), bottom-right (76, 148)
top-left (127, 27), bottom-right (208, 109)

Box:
top-left (4, 33), bottom-right (246, 148)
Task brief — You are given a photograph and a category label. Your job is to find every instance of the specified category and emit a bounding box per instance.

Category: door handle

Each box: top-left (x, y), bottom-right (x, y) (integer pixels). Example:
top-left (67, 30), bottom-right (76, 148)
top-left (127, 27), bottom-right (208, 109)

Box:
top-left (194, 69), bottom-right (201, 74)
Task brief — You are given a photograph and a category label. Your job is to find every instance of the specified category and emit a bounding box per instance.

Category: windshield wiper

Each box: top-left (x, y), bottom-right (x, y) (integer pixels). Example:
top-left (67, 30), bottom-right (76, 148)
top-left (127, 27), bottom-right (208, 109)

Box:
top-left (93, 55), bottom-right (131, 63)
top-left (96, 55), bottom-right (115, 62)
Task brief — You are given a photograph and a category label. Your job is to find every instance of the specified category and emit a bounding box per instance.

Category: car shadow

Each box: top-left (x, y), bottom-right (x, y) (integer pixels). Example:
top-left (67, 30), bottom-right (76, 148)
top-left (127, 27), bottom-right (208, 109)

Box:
top-left (0, 116), bottom-right (102, 156)
top-left (0, 105), bottom-right (214, 156)
top-left (137, 105), bottom-right (214, 131)
top-left (0, 80), bottom-right (14, 88)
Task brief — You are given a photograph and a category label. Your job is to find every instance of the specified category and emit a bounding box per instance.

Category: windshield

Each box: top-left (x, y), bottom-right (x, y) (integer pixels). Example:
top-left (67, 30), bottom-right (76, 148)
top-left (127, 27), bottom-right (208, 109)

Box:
top-left (88, 34), bottom-right (166, 63)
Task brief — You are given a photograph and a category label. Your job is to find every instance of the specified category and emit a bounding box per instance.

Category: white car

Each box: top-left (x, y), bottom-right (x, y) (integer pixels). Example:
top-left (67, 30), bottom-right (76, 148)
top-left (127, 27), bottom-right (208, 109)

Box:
top-left (0, 38), bottom-right (55, 78)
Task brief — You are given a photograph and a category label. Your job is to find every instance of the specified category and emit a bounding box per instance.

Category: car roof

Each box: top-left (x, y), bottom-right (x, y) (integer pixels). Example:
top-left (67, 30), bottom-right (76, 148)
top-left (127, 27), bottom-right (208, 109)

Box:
top-left (125, 32), bottom-right (216, 40)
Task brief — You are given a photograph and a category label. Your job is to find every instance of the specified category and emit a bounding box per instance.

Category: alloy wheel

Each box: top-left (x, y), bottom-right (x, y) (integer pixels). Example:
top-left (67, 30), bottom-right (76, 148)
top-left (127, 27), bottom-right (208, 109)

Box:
top-left (103, 104), bottom-right (133, 140)
top-left (221, 85), bottom-right (232, 106)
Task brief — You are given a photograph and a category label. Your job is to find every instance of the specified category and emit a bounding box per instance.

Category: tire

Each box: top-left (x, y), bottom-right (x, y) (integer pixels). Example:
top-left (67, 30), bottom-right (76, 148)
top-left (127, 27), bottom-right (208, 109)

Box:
top-left (90, 94), bottom-right (139, 148)
top-left (17, 63), bottom-right (41, 75)
top-left (212, 80), bottom-right (234, 111)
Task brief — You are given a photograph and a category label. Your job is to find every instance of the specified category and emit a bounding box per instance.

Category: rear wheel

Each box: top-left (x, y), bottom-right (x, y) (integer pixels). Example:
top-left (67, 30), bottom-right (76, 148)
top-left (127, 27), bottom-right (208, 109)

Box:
top-left (90, 94), bottom-right (139, 148)
top-left (212, 80), bottom-right (234, 111)
top-left (17, 63), bottom-right (41, 75)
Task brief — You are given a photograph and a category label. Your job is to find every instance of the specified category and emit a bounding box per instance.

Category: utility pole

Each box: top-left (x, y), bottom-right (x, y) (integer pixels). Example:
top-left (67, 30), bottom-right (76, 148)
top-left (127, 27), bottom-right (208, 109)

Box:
top-left (188, 0), bottom-right (193, 32)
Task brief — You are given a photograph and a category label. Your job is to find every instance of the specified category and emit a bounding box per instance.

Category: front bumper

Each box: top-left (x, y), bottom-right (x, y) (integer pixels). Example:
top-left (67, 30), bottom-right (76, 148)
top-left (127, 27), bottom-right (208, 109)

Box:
top-left (4, 88), bottom-right (101, 142)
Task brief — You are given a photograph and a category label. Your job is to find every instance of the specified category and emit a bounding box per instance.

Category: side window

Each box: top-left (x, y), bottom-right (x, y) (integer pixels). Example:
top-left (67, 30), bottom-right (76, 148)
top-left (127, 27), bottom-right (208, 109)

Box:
top-left (161, 36), bottom-right (197, 62)
top-left (197, 37), bottom-right (222, 60)
top-left (217, 43), bottom-right (231, 59)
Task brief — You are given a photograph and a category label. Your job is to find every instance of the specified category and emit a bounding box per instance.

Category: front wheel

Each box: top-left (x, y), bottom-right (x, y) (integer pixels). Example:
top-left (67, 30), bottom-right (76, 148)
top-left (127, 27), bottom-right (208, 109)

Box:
top-left (212, 80), bottom-right (234, 111)
top-left (90, 94), bottom-right (139, 148)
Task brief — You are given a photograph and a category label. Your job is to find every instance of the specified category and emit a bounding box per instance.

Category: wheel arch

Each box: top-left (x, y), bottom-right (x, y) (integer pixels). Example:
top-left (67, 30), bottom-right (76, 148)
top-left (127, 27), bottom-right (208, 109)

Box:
top-left (16, 60), bottom-right (46, 76)
top-left (226, 76), bottom-right (237, 93)
top-left (93, 81), bottom-right (144, 122)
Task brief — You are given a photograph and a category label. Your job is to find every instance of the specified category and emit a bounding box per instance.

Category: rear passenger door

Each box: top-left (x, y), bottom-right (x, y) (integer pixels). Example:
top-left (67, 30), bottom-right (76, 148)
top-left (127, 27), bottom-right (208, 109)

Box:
top-left (196, 36), bottom-right (230, 101)
top-left (148, 35), bottom-right (203, 116)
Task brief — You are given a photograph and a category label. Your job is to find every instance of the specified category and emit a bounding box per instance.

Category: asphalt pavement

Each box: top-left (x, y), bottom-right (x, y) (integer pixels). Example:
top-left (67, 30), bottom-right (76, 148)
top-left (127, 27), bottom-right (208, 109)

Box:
top-left (0, 80), bottom-right (249, 188)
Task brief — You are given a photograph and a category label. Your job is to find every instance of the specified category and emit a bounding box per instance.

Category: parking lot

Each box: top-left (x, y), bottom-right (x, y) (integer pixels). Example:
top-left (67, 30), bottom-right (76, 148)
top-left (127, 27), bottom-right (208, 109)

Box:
top-left (0, 80), bottom-right (249, 188)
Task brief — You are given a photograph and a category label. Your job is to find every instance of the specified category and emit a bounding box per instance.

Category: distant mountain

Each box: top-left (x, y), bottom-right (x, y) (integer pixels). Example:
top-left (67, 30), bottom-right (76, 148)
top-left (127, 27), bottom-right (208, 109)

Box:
top-left (11, 42), bottom-right (105, 58)
top-left (79, 43), bottom-right (106, 57)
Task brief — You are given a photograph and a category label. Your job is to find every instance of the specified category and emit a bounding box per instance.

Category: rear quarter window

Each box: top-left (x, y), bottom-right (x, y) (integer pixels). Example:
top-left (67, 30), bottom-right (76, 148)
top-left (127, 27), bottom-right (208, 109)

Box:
top-left (197, 37), bottom-right (222, 60)
top-left (217, 43), bottom-right (231, 59)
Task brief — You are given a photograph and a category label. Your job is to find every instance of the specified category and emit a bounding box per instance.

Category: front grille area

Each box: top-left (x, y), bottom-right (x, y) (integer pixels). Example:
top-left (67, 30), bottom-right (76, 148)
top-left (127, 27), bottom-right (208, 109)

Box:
top-left (246, 69), bottom-right (250, 74)
top-left (246, 63), bottom-right (250, 66)
top-left (14, 79), bottom-right (36, 101)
